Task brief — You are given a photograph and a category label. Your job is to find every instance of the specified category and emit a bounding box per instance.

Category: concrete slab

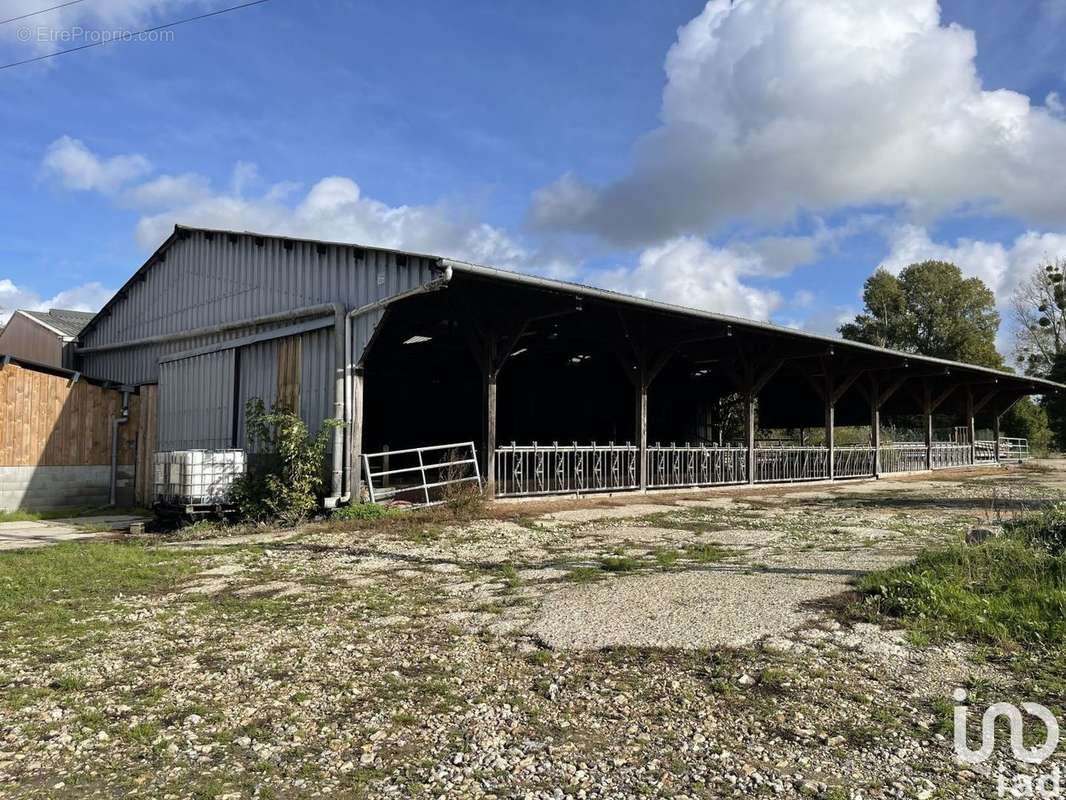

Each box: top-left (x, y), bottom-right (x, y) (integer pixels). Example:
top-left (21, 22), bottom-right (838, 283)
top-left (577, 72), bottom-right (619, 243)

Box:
top-left (47, 514), bottom-right (150, 531)
top-left (0, 522), bottom-right (108, 551)
top-left (0, 514), bottom-right (149, 551)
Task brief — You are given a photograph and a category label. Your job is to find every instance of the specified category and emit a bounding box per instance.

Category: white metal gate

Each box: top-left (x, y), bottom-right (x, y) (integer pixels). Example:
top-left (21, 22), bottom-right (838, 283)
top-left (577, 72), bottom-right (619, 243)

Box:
top-left (362, 442), bottom-right (481, 505)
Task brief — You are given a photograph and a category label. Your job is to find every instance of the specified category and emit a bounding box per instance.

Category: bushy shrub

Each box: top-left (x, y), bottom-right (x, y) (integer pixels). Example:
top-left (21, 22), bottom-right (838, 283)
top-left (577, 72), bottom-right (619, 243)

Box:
top-left (231, 399), bottom-right (340, 525)
top-left (1005, 503), bottom-right (1066, 556)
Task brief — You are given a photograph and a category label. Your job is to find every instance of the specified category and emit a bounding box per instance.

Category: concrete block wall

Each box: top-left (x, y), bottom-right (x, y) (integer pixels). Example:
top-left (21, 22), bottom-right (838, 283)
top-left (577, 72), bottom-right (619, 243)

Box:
top-left (0, 466), bottom-right (135, 510)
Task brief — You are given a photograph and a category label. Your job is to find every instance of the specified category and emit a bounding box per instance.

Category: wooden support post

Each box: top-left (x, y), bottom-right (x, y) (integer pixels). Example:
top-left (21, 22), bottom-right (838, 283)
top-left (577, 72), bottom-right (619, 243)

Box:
top-left (870, 377), bottom-right (881, 478)
top-left (825, 370), bottom-right (835, 480)
top-left (993, 408), bottom-right (1001, 463)
top-left (484, 373), bottom-right (497, 498)
top-left (745, 393), bottom-right (756, 484)
top-left (924, 384), bottom-right (934, 471)
top-left (351, 370), bottom-right (365, 501)
top-left (637, 376), bottom-right (648, 492)
top-left (966, 388), bottom-right (976, 466)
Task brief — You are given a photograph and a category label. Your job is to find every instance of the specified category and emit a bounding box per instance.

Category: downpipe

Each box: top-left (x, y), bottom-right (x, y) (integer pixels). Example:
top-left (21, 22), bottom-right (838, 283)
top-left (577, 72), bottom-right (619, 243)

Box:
top-left (109, 389), bottom-right (131, 507)
top-left (324, 303), bottom-right (348, 509)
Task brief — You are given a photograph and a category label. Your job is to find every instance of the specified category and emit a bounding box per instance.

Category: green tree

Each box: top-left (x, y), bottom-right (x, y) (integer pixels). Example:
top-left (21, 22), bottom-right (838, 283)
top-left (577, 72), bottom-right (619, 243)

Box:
top-left (1044, 351), bottom-right (1066, 450)
top-left (839, 261), bottom-right (1002, 368)
top-left (1001, 398), bottom-right (1051, 455)
top-left (1011, 259), bottom-right (1066, 378)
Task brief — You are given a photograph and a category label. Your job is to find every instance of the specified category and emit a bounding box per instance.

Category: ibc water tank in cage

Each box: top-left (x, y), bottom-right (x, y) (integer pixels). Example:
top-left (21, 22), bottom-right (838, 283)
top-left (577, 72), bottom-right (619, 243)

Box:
top-left (153, 450), bottom-right (246, 506)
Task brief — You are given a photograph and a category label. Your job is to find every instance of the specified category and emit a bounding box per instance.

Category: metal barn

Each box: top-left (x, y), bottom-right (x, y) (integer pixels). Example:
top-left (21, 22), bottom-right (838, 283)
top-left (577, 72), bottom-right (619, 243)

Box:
top-left (75, 225), bottom-right (1057, 505)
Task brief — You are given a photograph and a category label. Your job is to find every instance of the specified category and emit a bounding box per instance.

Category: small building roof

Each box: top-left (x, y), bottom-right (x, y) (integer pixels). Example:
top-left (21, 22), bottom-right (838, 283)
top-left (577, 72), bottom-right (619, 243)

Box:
top-left (19, 308), bottom-right (96, 338)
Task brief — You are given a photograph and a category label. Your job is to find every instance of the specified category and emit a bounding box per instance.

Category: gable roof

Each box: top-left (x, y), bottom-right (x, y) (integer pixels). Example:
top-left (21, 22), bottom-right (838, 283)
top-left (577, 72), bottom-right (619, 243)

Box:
top-left (18, 309), bottom-right (96, 338)
top-left (79, 224), bottom-right (1063, 393)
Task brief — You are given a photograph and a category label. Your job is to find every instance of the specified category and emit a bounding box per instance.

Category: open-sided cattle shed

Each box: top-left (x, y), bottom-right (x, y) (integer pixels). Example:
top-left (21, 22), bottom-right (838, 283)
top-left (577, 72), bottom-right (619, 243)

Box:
top-left (74, 225), bottom-right (1059, 505)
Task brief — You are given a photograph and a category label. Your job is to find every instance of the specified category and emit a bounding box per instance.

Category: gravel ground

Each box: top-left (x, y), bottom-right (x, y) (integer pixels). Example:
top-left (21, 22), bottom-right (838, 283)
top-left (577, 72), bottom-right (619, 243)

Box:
top-left (1, 462), bottom-right (1063, 799)
top-left (530, 569), bottom-right (846, 650)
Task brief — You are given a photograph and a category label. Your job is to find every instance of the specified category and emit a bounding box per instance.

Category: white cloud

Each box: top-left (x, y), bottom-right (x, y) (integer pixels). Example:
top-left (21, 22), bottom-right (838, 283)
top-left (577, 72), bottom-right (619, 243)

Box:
top-left (124, 173), bottom-right (211, 208)
top-left (1047, 91), bottom-right (1065, 119)
top-left (0, 279), bottom-right (112, 325)
top-left (45, 282), bottom-right (115, 313)
top-left (42, 139), bottom-right (565, 276)
top-left (531, 0), bottom-right (1066, 246)
top-left (1043, 0), bottom-right (1066, 20)
top-left (599, 237), bottom-right (782, 321)
top-left (793, 306), bottom-right (857, 338)
top-left (42, 136), bottom-right (150, 193)
top-left (133, 172), bottom-right (538, 271)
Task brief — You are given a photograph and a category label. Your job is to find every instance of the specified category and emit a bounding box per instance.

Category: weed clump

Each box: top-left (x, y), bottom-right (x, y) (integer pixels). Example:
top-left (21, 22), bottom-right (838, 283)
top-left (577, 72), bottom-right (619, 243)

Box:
top-left (857, 519), bottom-right (1066, 649)
top-left (1005, 503), bottom-right (1066, 556)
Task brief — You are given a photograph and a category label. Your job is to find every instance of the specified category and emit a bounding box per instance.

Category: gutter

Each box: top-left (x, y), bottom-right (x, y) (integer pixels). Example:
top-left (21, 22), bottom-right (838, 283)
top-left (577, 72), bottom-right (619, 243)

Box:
top-left (75, 303), bottom-right (343, 354)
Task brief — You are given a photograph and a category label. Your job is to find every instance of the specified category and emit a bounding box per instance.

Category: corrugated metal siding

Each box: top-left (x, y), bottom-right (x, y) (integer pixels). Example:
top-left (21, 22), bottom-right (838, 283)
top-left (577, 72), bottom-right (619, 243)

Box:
top-left (235, 337), bottom-right (279, 452)
top-left (300, 327), bottom-right (334, 440)
top-left (158, 350), bottom-right (235, 451)
top-left (79, 232), bottom-right (440, 387)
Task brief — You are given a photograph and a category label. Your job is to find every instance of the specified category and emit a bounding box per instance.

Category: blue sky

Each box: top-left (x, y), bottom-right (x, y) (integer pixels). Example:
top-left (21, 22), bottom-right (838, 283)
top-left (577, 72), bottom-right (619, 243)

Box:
top-left (2, 0), bottom-right (1066, 356)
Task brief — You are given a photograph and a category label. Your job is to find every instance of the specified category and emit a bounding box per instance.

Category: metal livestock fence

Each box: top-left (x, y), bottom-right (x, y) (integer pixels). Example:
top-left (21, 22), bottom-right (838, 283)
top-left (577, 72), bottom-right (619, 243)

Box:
top-left (998, 437), bottom-right (1031, 461)
top-left (490, 437), bottom-right (1028, 499)
top-left (753, 447), bottom-right (829, 482)
top-left (494, 442), bottom-right (639, 497)
top-left (646, 445), bottom-right (747, 489)
top-left (833, 446), bottom-right (877, 479)
top-left (878, 443), bottom-right (928, 474)
top-left (931, 443), bottom-right (973, 470)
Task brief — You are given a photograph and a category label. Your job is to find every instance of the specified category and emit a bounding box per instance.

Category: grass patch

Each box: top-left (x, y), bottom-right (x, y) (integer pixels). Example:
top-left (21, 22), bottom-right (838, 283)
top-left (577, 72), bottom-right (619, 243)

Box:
top-left (856, 536), bottom-right (1066, 650)
top-left (1006, 504), bottom-right (1066, 556)
top-left (495, 562), bottom-right (522, 591)
top-left (0, 541), bottom-right (201, 644)
top-left (758, 667), bottom-right (793, 692)
top-left (653, 548), bottom-right (680, 567)
top-left (565, 566), bottom-right (604, 583)
top-left (683, 543), bottom-right (734, 564)
top-left (600, 555), bottom-right (640, 573)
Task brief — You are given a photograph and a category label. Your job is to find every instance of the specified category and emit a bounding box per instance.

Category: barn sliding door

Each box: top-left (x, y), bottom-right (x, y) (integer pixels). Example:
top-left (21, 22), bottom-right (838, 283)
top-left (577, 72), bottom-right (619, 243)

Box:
top-left (157, 350), bottom-right (236, 451)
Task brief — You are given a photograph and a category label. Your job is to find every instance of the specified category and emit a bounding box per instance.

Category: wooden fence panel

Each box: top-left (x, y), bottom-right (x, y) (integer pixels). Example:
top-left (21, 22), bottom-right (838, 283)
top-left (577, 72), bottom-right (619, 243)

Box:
top-left (0, 362), bottom-right (142, 468)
